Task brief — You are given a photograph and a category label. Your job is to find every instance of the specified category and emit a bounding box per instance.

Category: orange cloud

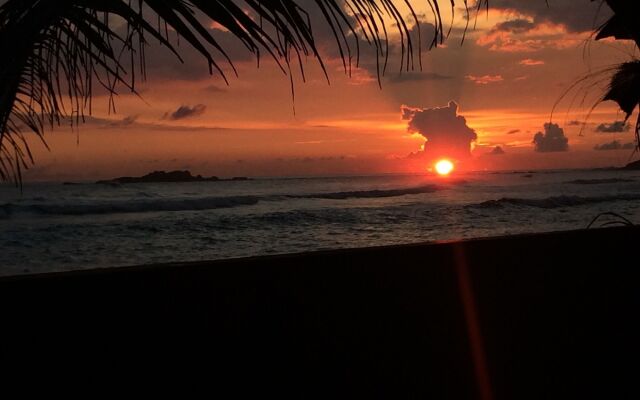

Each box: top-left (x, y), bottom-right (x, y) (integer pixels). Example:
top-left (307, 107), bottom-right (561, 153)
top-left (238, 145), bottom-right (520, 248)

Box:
top-left (477, 21), bottom-right (585, 52)
top-left (519, 59), bottom-right (545, 66)
top-left (466, 75), bottom-right (504, 85)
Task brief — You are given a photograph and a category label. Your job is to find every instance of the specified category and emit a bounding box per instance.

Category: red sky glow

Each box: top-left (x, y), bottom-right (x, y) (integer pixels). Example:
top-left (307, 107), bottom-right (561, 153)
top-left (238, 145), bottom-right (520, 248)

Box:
top-left (20, 0), bottom-right (638, 181)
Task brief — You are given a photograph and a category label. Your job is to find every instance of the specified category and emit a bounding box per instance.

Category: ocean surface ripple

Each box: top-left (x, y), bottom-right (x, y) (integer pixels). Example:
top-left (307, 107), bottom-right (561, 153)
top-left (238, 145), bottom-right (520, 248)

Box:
top-left (2, 170), bottom-right (639, 275)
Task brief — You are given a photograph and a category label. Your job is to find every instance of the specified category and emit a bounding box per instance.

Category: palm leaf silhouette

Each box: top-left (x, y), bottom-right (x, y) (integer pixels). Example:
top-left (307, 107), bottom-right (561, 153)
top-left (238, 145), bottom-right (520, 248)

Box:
top-left (0, 0), bottom-right (492, 184)
top-left (595, 0), bottom-right (640, 148)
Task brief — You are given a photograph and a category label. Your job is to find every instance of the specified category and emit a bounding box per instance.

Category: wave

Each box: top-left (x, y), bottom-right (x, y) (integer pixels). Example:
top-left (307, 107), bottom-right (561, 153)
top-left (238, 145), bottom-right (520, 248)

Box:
top-left (0, 195), bottom-right (262, 217)
top-left (565, 178), bottom-right (635, 185)
top-left (469, 193), bottom-right (640, 209)
top-left (293, 185), bottom-right (441, 200)
top-left (0, 184), bottom-right (442, 218)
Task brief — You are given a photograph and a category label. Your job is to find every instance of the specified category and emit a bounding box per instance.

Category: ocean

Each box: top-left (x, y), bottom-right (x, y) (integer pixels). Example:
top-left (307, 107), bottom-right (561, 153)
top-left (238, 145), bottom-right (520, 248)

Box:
top-left (2, 169), bottom-right (640, 276)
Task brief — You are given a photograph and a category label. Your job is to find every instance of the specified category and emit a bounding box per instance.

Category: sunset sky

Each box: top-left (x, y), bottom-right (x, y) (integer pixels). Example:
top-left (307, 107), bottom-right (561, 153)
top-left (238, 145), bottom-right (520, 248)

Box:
top-left (23, 0), bottom-right (639, 181)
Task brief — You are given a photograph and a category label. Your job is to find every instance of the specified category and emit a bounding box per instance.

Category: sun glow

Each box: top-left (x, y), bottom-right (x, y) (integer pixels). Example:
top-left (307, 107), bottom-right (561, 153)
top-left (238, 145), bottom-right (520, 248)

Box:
top-left (435, 159), bottom-right (454, 176)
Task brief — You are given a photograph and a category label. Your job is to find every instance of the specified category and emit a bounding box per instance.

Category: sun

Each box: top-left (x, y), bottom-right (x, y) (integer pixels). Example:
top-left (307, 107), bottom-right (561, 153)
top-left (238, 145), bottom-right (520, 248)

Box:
top-left (434, 159), bottom-right (454, 176)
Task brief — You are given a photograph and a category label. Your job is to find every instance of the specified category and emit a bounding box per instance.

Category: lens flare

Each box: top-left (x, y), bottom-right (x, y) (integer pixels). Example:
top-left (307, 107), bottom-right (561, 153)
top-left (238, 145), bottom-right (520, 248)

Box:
top-left (435, 159), bottom-right (454, 176)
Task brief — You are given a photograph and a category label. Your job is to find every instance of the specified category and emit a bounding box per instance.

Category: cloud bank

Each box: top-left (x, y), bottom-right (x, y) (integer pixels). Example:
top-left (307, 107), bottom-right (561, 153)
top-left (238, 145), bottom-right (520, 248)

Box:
top-left (388, 72), bottom-right (452, 84)
top-left (165, 104), bottom-right (207, 120)
top-left (490, 146), bottom-right (505, 155)
top-left (466, 75), bottom-right (504, 85)
top-left (594, 140), bottom-right (635, 151)
top-left (488, 0), bottom-right (611, 33)
top-left (402, 101), bottom-right (477, 161)
top-left (533, 123), bottom-right (569, 152)
top-left (107, 115), bottom-right (138, 128)
top-left (595, 121), bottom-right (630, 133)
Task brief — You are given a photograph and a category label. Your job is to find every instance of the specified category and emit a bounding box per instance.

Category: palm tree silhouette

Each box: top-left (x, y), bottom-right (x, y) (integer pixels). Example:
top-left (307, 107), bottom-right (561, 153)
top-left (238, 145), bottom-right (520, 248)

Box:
top-left (595, 1), bottom-right (640, 150)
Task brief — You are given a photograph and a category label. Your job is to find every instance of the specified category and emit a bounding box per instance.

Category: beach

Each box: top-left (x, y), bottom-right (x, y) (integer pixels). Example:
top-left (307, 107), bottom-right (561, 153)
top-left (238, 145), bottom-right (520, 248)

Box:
top-left (1, 0), bottom-right (639, 395)
top-left (1, 225), bottom-right (639, 397)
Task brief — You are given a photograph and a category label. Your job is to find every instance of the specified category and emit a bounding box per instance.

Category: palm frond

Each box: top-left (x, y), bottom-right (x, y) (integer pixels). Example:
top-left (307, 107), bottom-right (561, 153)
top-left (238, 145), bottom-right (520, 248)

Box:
top-left (0, 0), bottom-right (490, 184)
top-left (595, 1), bottom-right (640, 151)
top-left (596, 0), bottom-right (640, 47)
top-left (602, 61), bottom-right (640, 119)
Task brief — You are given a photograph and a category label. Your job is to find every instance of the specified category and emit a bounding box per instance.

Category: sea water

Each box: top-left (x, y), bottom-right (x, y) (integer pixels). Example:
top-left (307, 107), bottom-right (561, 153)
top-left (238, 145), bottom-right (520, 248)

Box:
top-left (1, 169), bottom-right (640, 276)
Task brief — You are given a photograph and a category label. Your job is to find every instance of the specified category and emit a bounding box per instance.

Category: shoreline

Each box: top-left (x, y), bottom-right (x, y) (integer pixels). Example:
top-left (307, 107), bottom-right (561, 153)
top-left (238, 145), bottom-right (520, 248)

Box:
top-left (0, 225), bottom-right (635, 281)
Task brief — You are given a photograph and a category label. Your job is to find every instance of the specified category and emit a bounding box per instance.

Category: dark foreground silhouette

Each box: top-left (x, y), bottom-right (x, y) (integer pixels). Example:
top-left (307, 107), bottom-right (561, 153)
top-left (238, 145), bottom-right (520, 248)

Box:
top-left (623, 159), bottom-right (640, 170)
top-left (1, 226), bottom-right (639, 397)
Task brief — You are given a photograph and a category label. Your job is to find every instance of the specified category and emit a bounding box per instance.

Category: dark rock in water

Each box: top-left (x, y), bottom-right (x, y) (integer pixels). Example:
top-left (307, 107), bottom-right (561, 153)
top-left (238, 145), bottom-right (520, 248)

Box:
top-left (62, 182), bottom-right (81, 185)
top-left (95, 170), bottom-right (251, 184)
top-left (96, 170), bottom-right (220, 184)
top-left (522, 174), bottom-right (534, 178)
top-left (622, 160), bottom-right (640, 170)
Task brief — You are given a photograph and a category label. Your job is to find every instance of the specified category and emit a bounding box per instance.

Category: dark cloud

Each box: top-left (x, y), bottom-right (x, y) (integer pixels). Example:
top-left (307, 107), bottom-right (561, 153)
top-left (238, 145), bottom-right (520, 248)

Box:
top-left (567, 120), bottom-right (582, 126)
top-left (164, 104), bottom-right (207, 120)
top-left (401, 101), bottom-right (477, 161)
top-left (506, 129), bottom-right (520, 135)
top-left (594, 140), bottom-right (636, 151)
top-left (203, 85), bottom-right (227, 93)
top-left (494, 19), bottom-right (536, 33)
top-left (113, 3), bottom-right (442, 86)
top-left (490, 146), bottom-right (506, 155)
top-left (358, 20), bottom-right (438, 82)
top-left (279, 155), bottom-right (347, 163)
top-left (37, 114), bottom-right (138, 130)
top-left (35, 112), bottom-right (228, 132)
top-left (388, 72), bottom-right (452, 83)
top-left (622, 142), bottom-right (637, 150)
top-left (99, 12), bottom-right (254, 82)
top-left (476, 2), bottom-right (611, 52)
top-left (623, 142), bottom-right (636, 149)
top-left (488, 0), bottom-right (612, 33)
top-left (595, 121), bottom-right (631, 133)
top-left (106, 115), bottom-right (138, 128)
top-left (87, 1), bottom-right (610, 84)
top-left (532, 123), bottom-right (569, 152)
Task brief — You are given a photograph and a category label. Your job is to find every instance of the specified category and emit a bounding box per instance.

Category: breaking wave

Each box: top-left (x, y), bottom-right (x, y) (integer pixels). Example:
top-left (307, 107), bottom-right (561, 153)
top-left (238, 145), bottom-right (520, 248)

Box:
top-left (292, 185), bottom-right (440, 200)
top-left (0, 184), bottom-right (442, 217)
top-left (565, 178), bottom-right (635, 185)
top-left (469, 193), bottom-right (640, 209)
top-left (0, 196), bottom-right (262, 217)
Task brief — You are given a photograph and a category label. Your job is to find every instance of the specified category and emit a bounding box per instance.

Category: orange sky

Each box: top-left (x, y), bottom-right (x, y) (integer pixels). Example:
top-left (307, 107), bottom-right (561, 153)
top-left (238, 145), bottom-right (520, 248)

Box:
top-left (20, 1), bottom-right (639, 181)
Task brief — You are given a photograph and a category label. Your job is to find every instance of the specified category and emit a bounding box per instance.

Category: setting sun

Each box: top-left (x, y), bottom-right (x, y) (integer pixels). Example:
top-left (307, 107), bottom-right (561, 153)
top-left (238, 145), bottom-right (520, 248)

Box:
top-left (435, 159), bottom-right (454, 176)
